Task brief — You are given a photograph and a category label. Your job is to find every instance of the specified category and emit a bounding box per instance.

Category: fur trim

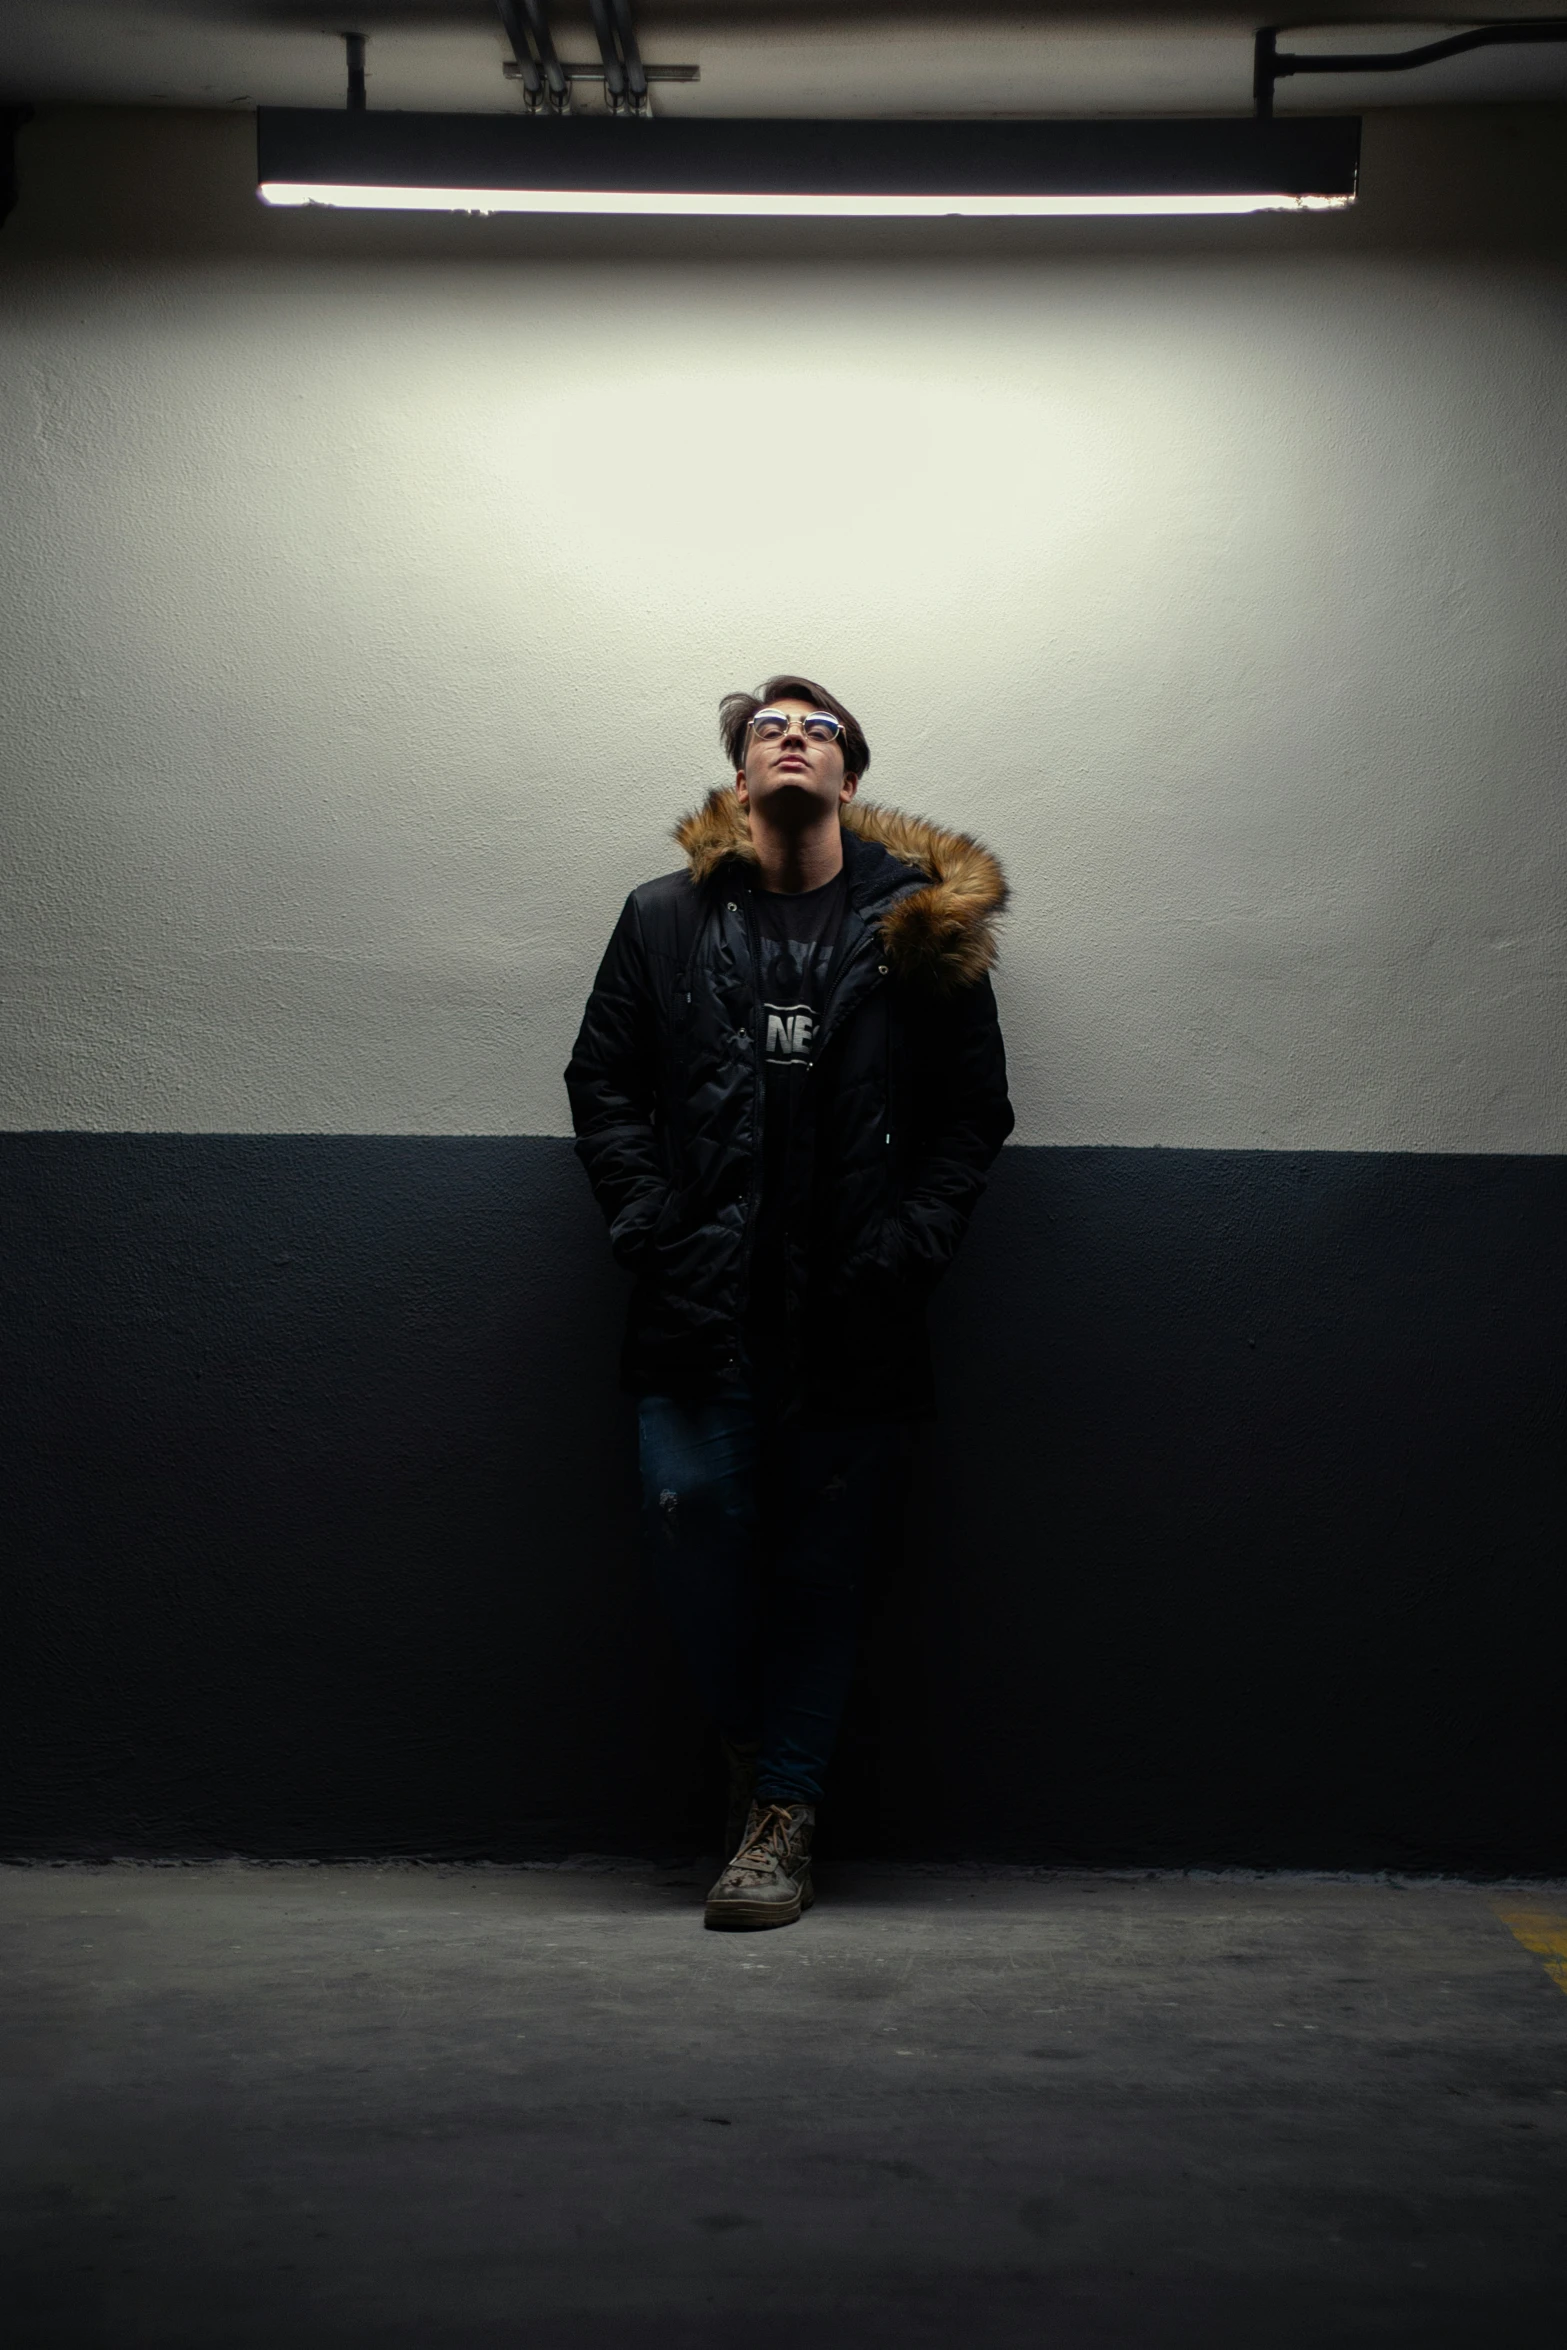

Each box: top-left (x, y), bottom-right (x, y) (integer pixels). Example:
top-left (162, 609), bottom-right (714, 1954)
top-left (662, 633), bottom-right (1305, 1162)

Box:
top-left (673, 786), bottom-right (1007, 990)
top-left (845, 798), bottom-right (1009, 990)
top-left (674, 785), bottom-right (759, 885)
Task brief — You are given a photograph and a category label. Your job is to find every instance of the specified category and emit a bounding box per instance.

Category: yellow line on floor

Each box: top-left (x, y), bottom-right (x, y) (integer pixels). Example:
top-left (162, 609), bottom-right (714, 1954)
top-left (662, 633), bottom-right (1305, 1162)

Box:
top-left (1491, 1906), bottom-right (1567, 1994)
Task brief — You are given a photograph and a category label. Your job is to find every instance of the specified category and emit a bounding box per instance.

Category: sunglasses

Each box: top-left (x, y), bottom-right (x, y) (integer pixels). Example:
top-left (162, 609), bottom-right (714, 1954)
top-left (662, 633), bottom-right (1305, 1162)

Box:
top-left (748, 708), bottom-right (847, 745)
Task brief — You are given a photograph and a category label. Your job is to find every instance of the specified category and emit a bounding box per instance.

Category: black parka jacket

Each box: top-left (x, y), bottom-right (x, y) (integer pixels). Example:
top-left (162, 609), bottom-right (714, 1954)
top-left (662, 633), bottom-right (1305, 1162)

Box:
top-left (564, 788), bottom-right (1014, 1417)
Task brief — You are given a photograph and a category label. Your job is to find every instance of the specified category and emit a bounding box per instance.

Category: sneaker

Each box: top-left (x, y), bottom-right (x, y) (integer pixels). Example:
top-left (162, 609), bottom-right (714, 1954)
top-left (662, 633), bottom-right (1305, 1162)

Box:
top-left (703, 1799), bottom-right (816, 1932)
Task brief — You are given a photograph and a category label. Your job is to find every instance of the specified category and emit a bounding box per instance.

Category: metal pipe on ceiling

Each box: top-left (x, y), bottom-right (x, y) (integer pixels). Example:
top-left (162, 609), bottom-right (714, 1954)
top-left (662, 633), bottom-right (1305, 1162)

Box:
top-left (612, 0), bottom-right (650, 108)
top-left (588, 0), bottom-right (628, 110)
top-left (516, 0), bottom-right (570, 111)
top-left (1254, 16), bottom-right (1567, 118)
top-left (497, 0), bottom-right (544, 107)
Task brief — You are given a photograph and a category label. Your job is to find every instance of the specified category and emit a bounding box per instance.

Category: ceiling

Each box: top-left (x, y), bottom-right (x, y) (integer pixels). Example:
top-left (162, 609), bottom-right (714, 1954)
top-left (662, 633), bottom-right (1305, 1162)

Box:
top-left (3, 4), bottom-right (1566, 117)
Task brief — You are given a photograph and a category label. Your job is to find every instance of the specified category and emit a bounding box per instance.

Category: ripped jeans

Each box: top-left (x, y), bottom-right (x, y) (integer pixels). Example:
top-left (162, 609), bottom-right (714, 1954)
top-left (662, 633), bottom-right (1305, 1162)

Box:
top-left (637, 1368), bottom-right (910, 1808)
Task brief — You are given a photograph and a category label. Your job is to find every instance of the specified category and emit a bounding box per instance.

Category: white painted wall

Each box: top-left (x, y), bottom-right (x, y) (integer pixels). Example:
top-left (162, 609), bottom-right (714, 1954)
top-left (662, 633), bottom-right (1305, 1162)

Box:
top-left (2, 112), bottom-right (1564, 1149)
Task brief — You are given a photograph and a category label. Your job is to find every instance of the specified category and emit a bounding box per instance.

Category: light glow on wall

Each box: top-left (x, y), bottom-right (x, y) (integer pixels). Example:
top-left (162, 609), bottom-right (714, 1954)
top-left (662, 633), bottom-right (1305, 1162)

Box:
top-left (258, 182), bottom-right (1352, 219)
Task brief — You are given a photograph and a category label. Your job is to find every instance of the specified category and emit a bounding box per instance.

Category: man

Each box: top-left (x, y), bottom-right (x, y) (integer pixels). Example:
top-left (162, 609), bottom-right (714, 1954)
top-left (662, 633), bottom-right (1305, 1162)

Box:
top-left (565, 676), bottom-right (1012, 1930)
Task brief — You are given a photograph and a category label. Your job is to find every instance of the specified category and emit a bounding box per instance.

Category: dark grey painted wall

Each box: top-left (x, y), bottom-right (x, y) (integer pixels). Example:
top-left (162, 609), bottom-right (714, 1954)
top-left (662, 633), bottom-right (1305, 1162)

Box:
top-left (3, 1136), bottom-right (1562, 1872)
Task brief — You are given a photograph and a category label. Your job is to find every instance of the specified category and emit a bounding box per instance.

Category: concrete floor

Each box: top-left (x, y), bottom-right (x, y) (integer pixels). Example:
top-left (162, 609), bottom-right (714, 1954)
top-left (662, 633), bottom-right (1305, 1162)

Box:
top-left (4, 1864), bottom-right (1566, 2348)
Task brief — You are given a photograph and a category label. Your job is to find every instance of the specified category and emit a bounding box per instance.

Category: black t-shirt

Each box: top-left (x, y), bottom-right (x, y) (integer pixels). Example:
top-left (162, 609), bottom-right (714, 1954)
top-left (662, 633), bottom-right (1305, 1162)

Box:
top-left (747, 872), bottom-right (848, 1334)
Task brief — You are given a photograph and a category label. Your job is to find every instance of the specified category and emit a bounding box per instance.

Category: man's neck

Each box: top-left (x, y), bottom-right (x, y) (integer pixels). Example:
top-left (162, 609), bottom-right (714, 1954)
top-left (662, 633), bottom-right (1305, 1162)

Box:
top-left (749, 808), bottom-right (845, 896)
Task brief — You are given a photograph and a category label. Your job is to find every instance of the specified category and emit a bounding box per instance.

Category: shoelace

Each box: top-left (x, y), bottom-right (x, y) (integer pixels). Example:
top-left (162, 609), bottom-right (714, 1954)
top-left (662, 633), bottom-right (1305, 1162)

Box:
top-left (728, 1802), bottom-right (801, 1876)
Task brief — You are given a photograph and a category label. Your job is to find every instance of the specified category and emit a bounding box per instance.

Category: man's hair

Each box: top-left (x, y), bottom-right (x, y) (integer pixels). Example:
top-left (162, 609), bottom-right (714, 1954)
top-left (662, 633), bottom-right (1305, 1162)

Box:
top-left (719, 674), bottom-right (870, 780)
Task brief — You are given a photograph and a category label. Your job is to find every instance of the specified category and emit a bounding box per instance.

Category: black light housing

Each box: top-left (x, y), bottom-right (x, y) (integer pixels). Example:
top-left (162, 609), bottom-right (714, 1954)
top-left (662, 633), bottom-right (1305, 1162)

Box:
top-left (256, 111), bottom-right (1361, 219)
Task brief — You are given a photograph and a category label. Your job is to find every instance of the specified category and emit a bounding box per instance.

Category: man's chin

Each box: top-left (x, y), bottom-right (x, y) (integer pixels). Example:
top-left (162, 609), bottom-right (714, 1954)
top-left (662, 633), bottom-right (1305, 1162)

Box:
top-left (753, 783), bottom-right (832, 824)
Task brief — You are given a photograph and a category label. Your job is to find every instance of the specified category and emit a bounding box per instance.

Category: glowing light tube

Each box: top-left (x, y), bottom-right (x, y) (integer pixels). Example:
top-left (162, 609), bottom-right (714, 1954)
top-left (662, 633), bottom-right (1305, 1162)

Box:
top-left (255, 113), bottom-right (1361, 222)
top-left (259, 183), bottom-right (1351, 219)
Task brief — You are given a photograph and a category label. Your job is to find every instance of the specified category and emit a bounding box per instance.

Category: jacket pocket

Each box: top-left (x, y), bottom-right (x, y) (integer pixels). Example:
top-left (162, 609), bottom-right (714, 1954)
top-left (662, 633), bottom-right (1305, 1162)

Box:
top-left (609, 1184), bottom-right (675, 1275)
top-left (834, 1210), bottom-right (910, 1302)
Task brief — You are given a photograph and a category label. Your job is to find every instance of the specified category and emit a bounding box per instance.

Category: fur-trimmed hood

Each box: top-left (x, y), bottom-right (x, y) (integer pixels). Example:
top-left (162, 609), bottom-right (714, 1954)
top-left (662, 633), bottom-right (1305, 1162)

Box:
top-left (673, 787), bottom-right (1007, 990)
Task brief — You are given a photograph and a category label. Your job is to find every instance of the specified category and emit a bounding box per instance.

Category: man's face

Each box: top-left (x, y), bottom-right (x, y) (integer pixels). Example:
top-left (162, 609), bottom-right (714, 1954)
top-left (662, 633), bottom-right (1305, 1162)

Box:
top-left (735, 698), bottom-right (857, 825)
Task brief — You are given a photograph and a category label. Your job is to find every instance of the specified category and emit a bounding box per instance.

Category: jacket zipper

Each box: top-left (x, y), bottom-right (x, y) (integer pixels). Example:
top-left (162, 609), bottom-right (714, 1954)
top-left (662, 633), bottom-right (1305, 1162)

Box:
top-left (814, 922), bottom-right (887, 1059)
top-left (730, 890), bottom-right (765, 1354)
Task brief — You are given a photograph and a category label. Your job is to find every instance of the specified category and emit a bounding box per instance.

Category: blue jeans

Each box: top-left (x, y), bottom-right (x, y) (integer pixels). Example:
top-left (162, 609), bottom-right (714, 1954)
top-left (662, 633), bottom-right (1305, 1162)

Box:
top-left (637, 1374), bottom-right (909, 1807)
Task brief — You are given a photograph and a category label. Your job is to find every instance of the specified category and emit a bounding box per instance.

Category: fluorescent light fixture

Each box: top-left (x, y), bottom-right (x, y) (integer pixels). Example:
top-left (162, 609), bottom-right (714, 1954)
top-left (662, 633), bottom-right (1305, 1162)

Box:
top-left (256, 113), bottom-right (1360, 221)
top-left (257, 185), bottom-right (1353, 220)
top-left (259, 184), bottom-right (1348, 219)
